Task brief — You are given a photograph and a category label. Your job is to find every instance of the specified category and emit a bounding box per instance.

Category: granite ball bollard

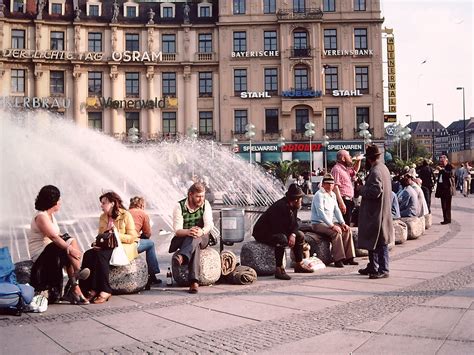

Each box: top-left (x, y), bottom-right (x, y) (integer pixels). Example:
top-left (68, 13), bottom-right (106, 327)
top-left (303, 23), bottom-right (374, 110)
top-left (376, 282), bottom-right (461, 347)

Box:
top-left (240, 241), bottom-right (286, 276)
top-left (401, 216), bottom-right (424, 240)
top-left (304, 232), bottom-right (333, 265)
top-left (14, 260), bottom-right (33, 285)
top-left (424, 213), bottom-right (432, 229)
top-left (171, 247), bottom-right (221, 287)
top-left (393, 219), bottom-right (408, 244)
top-left (350, 227), bottom-right (368, 257)
top-left (420, 215), bottom-right (426, 233)
top-left (109, 256), bottom-right (148, 294)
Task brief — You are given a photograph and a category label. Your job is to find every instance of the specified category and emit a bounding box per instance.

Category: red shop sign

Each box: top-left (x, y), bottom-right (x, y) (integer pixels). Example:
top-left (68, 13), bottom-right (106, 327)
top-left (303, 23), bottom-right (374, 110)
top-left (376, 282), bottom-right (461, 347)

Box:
top-left (282, 143), bottom-right (323, 152)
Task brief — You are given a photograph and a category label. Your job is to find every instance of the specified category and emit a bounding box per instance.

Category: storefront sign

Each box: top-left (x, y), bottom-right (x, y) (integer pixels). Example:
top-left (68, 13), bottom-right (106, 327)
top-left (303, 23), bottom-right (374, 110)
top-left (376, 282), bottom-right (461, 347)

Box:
top-left (384, 114), bottom-right (397, 123)
top-left (0, 49), bottom-right (163, 63)
top-left (237, 143), bottom-right (279, 153)
top-left (0, 96), bottom-right (71, 109)
top-left (323, 49), bottom-right (373, 56)
top-left (240, 91), bottom-right (271, 99)
top-left (332, 90), bottom-right (362, 97)
top-left (281, 89), bottom-right (322, 98)
top-left (326, 141), bottom-right (364, 152)
top-left (282, 143), bottom-right (323, 152)
top-left (83, 97), bottom-right (176, 110)
top-left (386, 36), bottom-right (397, 114)
top-left (231, 50), bottom-right (279, 58)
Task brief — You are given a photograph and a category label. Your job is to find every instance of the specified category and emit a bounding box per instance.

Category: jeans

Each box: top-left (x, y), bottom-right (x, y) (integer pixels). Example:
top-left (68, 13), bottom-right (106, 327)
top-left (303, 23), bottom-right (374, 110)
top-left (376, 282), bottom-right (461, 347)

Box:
top-left (137, 239), bottom-right (160, 275)
top-left (368, 244), bottom-right (389, 274)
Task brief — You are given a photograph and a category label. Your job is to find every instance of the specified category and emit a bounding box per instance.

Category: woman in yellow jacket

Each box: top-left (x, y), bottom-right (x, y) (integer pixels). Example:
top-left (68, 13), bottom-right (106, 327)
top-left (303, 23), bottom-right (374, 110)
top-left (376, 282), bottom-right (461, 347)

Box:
top-left (80, 191), bottom-right (138, 304)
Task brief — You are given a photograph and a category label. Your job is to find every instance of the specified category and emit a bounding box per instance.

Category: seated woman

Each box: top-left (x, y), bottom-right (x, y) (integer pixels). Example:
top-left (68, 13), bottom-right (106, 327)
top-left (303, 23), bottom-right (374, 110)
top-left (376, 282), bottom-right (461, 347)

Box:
top-left (28, 185), bottom-right (89, 305)
top-left (80, 191), bottom-right (138, 304)
top-left (129, 196), bottom-right (161, 288)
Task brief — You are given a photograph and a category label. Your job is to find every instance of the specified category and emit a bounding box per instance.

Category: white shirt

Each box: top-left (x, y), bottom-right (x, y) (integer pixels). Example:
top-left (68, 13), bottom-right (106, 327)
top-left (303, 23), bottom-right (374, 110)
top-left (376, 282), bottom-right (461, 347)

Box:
top-left (28, 211), bottom-right (60, 262)
top-left (172, 199), bottom-right (214, 234)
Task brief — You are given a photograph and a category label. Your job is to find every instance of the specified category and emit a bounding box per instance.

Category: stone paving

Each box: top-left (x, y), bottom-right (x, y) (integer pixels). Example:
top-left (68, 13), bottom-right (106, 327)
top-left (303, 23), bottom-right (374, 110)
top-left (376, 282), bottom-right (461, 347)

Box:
top-left (0, 195), bottom-right (473, 354)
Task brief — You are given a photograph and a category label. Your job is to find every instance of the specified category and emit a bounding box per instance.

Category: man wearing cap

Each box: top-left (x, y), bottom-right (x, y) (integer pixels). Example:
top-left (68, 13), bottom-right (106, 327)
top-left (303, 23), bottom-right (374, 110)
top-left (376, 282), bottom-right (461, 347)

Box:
top-left (331, 150), bottom-right (363, 225)
top-left (252, 184), bottom-right (314, 280)
top-left (357, 145), bottom-right (393, 279)
top-left (397, 175), bottom-right (420, 218)
top-left (311, 174), bottom-right (357, 267)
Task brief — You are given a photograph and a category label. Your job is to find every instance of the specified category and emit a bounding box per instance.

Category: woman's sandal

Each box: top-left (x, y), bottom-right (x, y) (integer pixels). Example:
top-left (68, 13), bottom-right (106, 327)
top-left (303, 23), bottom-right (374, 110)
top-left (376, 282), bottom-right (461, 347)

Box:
top-left (85, 290), bottom-right (97, 302)
top-left (92, 293), bottom-right (111, 304)
top-left (64, 287), bottom-right (90, 305)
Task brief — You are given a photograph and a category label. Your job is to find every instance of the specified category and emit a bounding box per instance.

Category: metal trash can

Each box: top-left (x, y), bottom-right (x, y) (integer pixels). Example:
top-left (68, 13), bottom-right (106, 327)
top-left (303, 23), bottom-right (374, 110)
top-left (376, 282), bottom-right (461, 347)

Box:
top-left (220, 208), bottom-right (245, 245)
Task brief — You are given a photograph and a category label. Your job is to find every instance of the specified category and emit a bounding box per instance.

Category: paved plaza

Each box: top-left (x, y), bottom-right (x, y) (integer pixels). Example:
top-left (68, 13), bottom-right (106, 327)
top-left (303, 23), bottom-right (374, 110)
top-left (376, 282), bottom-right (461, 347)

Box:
top-left (0, 195), bottom-right (473, 354)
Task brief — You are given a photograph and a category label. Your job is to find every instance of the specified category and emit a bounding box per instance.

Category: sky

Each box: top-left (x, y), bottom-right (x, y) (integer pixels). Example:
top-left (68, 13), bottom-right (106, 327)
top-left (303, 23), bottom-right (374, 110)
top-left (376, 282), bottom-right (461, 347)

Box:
top-left (380, 0), bottom-right (473, 128)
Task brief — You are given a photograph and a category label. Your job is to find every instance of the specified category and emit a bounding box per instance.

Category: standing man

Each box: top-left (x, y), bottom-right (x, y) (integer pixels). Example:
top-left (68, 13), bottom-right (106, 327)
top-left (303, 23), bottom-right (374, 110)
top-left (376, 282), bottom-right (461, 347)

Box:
top-left (252, 184), bottom-right (314, 280)
top-left (311, 174), bottom-right (357, 267)
top-left (462, 161), bottom-right (471, 197)
top-left (357, 145), bottom-right (393, 279)
top-left (435, 155), bottom-right (455, 224)
top-left (331, 150), bottom-right (363, 225)
top-left (417, 159), bottom-right (436, 211)
top-left (169, 182), bottom-right (214, 293)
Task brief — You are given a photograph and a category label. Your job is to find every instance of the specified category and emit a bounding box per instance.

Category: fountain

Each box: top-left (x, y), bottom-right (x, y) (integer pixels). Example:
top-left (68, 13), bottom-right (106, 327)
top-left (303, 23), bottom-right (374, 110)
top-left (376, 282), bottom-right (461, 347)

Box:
top-left (0, 109), bottom-right (285, 261)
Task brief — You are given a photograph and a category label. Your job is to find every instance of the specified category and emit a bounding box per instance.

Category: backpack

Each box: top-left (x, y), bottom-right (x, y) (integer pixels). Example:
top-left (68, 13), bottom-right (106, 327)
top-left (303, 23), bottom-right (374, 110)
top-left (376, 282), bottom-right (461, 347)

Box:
top-left (0, 247), bottom-right (35, 316)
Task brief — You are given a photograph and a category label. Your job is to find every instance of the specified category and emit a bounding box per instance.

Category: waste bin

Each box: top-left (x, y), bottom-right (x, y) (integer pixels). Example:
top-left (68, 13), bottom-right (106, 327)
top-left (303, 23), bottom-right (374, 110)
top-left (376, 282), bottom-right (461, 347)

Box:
top-left (220, 208), bottom-right (245, 244)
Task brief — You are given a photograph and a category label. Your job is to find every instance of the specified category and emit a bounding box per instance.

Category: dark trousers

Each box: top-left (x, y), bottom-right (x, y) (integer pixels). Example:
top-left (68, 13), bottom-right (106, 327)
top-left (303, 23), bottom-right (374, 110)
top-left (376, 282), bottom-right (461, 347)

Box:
top-left (341, 198), bottom-right (355, 225)
top-left (368, 244), bottom-right (389, 274)
top-left (440, 196), bottom-right (452, 223)
top-left (254, 230), bottom-right (305, 267)
top-left (169, 234), bottom-right (209, 283)
top-left (80, 248), bottom-right (113, 294)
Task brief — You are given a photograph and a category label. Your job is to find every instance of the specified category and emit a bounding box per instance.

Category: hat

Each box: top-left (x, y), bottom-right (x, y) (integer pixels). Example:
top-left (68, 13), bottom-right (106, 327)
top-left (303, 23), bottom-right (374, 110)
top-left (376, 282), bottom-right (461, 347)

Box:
top-left (364, 145), bottom-right (381, 159)
top-left (285, 184), bottom-right (304, 200)
top-left (322, 173), bottom-right (335, 184)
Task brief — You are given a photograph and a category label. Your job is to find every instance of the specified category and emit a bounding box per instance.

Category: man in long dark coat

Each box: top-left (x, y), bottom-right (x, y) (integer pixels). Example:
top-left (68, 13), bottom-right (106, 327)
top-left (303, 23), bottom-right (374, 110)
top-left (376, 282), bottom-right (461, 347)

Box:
top-left (357, 145), bottom-right (393, 279)
top-left (435, 155), bottom-right (455, 224)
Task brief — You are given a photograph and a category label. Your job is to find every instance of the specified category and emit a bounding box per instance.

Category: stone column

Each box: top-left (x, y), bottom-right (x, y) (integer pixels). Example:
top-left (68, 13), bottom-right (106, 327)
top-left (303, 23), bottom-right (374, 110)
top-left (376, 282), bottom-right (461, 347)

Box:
top-left (72, 65), bottom-right (83, 125)
top-left (34, 63), bottom-right (43, 97)
top-left (146, 66), bottom-right (156, 140)
top-left (109, 65), bottom-right (119, 136)
top-left (183, 66), bottom-right (192, 131)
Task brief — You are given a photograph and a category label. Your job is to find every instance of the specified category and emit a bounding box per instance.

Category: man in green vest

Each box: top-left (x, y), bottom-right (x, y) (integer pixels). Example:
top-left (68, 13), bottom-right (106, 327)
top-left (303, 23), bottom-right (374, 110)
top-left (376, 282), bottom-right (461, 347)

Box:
top-left (169, 182), bottom-right (214, 293)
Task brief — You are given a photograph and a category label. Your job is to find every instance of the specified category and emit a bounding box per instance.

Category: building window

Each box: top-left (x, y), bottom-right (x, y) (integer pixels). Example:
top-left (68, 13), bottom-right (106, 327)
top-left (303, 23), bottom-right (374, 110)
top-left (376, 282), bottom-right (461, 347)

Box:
top-left (198, 4), bottom-right (211, 17)
top-left (162, 34), bottom-right (176, 53)
top-left (233, 32), bottom-right (247, 52)
top-left (323, 29), bottom-right (337, 50)
top-left (162, 72), bottom-right (176, 97)
top-left (264, 31), bottom-right (277, 51)
top-left (354, 28), bottom-right (368, 50)
top-left (88, 32), bottom-right (102, 52)
top-left (234, 110), bottom-right (248, 134)
top-left (293, 31), bottom-right (308, 49)
top-left (295, 108), bottom-right (309, 133)
top-left (11, 69), bottom-right (25, 93)
top-left (162, 6), bottom-right (173, 18)
top-left (326, 108), bottom-right (339, 132)
top-left (88, 4), bottom-right (100, 16)
top-left (12, 0), bottom-right (25, 12)
top-left (199, 111), bottom-right (213, 134)
top-left (125, 72), bottom-right (139, 97)
top-left (234, 69), bottom-right (247, 95)
top-left (125, 6), bottom-right (137, 17)
top-left (354, 0), bottom-right (366, 11)
top-left (265, 109), bottom-right (279, 134)
top-left (355, 66), bottom-right (369, 94)
top-left (325, 66), bottom-right (338, 93)
top-left (356, 107), bottom-right (370, 127)
top-left (163, 112), bottom-right (176, 134)
top-left (323, 0), bottom-right (336, 12)
top-left (199, 72), bottom-right (213, 97)
top-left (263, 0), bottom-right (276, 14)
top-left (51, 3), bottom-right (62, 14)
top-left (126, 112), bottom-right (140, 132)
top-left (50, 31), bottom-right (64, 50)
top-left (11, 29), bottom-right (26, 49)
top-left (264, 68), bottom-right (278, 95)
top-left (233, 0), bottom-right (246, 14)
top-left (198, 33), bottom-right (212, 53)
top-left (88, 112), bottom-right (103, 130)
top-left (125, 33), bottom-right (139, 51)
top-left (50, 71), bottom-right (64, 95)
top-left (88, 71), bottom-right (102, 96)
top-left (294, 67), bottom-right (308, 90)
top-left (293, 0), bottom-right (305, 12)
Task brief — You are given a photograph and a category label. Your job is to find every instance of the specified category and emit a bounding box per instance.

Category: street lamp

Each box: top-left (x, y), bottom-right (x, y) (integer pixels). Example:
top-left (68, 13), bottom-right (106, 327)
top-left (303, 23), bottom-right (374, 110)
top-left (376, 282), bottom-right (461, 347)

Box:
top-left (358, 122), bottom-right (372, 153)
top-left (278, 135), bottom-right (286, 162)
top-left (128, 125), bottom-right (139, 144)
top-left (245, 123), bottom-right (256, 204)
top-left (322, 135), bottom-right (330, 172)
top-left (427, 103), bottom-right (435, 160)
top-left (304, 122), bottom-right (315, 173)
top-left (456, 87), bottom-right (466, 151)
top-left (405, 114), bottom-right (412, 124)
top-left (401, 126), bottom-right (412, 161)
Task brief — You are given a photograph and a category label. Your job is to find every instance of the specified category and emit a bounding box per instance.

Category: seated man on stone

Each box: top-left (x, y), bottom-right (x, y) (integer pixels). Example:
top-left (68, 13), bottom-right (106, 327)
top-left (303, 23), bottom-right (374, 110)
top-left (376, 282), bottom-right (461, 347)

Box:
top-left (169, 182), bottom-right (214, 294)
top-left (391, 191), bottom-right (401, 219)
top-left (252, 184), bottom-right (314, 280)
top-left (410, 176), bottom-right (429, 217)
top-left (311, 173), bottom-right (357, 268)
top-left (397, 176), bottom-right (420, 218)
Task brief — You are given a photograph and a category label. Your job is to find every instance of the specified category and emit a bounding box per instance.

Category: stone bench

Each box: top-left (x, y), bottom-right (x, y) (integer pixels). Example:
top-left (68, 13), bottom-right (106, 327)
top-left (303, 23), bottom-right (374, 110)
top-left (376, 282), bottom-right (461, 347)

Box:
top-left (393, 219), bottom-right (408, 244)
top-left (171, 247), bottom-right (221, 287)
top-left (304, 232), bottom-right (333, 265)
top-left (240, 241), bottom-right (286, 276)
top-left (401, 216), bottom-right (424, 240)
top-left (424, 213), bottom-right (432, 229)
top-left (352, 227), bottom-right (395, 253)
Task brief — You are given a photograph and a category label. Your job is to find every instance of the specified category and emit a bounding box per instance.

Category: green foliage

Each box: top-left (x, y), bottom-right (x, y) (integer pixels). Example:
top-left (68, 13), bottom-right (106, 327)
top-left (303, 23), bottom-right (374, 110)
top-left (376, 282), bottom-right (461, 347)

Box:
top-left (262, 160), bottom-right (300, 184)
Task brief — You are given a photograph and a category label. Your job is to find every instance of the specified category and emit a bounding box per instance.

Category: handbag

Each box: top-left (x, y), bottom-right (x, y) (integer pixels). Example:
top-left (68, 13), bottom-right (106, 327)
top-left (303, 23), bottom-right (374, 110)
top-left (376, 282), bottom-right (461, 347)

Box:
top-left (94, 230), bottom-right (118, 249)
top-left (109, 229), bottom-right (129, 266)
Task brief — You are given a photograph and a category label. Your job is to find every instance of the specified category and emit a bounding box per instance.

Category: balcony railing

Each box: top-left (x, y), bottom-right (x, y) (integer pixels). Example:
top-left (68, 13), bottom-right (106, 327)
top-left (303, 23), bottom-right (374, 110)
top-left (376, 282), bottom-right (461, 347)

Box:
top-left (231, 130), bottom-right (248, 141)
top-left (195, 52), bottom-right (216, 62)
top-left (262, 130), bottom-right (282, 141)
top-left (290, 47), bottom-right (312, 58)
top-left (161, 53), bottom-right (177, 62)
top-left (198, 131), bottom-right (216, 140)
top-left (325, 129), bottom-right (343, 140)
top-left (291, 129), bottom-right (307, 141)
top-left (277, 8), bottom-right (323, 20)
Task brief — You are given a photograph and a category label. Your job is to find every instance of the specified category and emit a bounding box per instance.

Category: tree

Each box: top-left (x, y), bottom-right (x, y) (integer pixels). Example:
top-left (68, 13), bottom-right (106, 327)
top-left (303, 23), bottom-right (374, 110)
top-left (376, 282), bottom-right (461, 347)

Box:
top-left (262, 160), bottom-right (300, 185)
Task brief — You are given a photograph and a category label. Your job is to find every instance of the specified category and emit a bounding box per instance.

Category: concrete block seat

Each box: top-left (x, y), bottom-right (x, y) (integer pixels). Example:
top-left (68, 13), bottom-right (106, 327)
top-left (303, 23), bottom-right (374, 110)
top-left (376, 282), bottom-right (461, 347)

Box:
top-left (393, 219), bottom-right (408, 244)
top-left (424, 213), bottom-right (432, 229)
top-left (109, 256), bottom-right (148, 294)
top-left (304, 232), bottom-right (334, 265)
top-left (351, 227), bottom-right (368, 257)
top-left (401, 216), bottom-right (424, 240)
top-left (240, 241), bottom-right (286, 276)
top-left (171, 247), bottom-right (221, 287)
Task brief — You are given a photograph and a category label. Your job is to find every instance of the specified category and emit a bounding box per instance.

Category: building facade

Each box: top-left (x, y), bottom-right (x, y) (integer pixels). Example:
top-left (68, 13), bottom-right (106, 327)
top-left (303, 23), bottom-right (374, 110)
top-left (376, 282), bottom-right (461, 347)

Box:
top-left (0, 0), bottom-right (385, 162)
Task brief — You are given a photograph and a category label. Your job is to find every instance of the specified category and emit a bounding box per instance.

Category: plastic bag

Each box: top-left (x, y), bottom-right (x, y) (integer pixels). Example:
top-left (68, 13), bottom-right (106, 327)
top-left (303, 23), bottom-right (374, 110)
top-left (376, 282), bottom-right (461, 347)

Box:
top-left (109, 228), bottom-right (129, 266)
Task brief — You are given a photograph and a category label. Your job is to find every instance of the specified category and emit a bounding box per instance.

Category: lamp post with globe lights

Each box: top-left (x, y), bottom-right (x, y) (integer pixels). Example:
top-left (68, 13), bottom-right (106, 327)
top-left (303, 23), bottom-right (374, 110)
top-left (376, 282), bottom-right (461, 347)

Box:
top-left (128, 125), bottom-right (139, 145)
top-left (245, 123), bottom-right (256, 204)
top-left (304, 122), bottom-right (315, 173)
top-left (456, 87), bottom-right (466, 151)
top-left (278, 135), bottom-right (286, 162)
top-left (322, 135), bottom-right (330, 173)
top-left (427, 103), bottom-right (435, 160)
top-left (358, 122), bottom-right (372, 153)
